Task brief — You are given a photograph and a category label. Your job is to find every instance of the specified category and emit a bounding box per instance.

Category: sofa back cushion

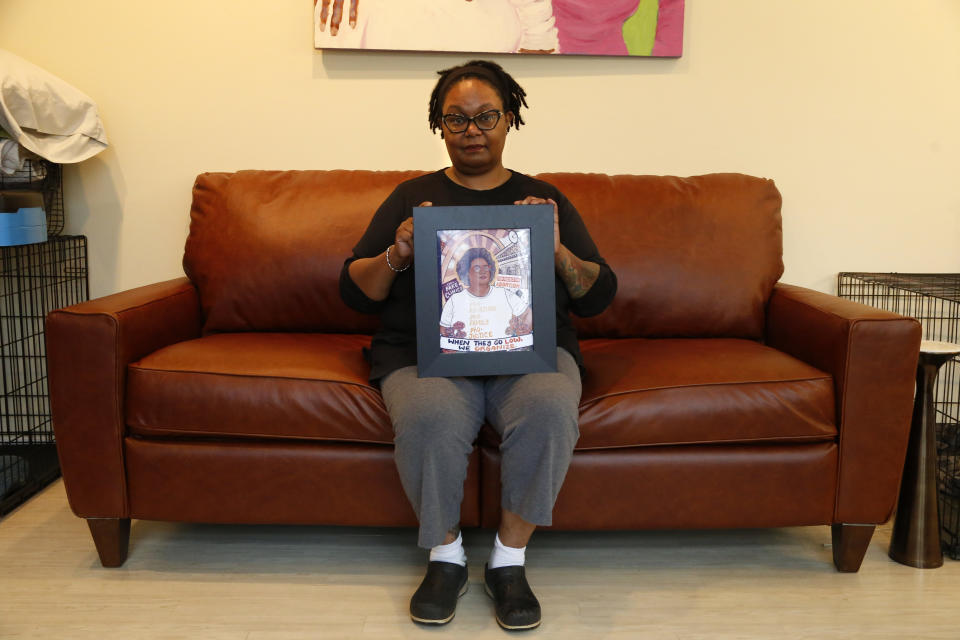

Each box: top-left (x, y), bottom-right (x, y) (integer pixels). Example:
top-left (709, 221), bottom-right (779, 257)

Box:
top-left (184, 170), bottom-right (782, 339)
top-left (184, 170), bottom-right (426, 334)
top-left (537, 172), bottom-right (783, 340)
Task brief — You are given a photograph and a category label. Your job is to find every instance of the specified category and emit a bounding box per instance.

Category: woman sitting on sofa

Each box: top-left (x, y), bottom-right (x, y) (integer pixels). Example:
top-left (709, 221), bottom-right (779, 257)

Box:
top-left (339, 60), bottom-right (616, 630)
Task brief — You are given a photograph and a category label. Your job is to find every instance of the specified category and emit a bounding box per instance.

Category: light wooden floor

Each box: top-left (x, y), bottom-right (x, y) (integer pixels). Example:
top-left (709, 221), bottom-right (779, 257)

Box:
top-left (1, 481), bottom-right (958, 639)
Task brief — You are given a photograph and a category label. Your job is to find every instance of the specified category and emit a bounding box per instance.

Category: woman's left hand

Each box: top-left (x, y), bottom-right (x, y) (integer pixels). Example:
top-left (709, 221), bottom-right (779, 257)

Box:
top-left (514, 196), bottom-right (559, 255)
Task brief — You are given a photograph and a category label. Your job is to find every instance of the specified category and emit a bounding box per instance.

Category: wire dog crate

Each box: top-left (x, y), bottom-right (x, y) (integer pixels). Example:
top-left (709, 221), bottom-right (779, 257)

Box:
top-left (1, 152), bottom-right (86, 515)
top-left (837, 273), bottom-right (960, 559)
top-left (2, 155), bottom-right (76, 514)
top-left (1, 236), bottom-right (88, 514)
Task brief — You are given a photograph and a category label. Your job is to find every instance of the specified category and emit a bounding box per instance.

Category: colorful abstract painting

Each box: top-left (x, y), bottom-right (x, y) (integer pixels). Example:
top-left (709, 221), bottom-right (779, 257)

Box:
top-left (314, 0), bottom-right (684, 57)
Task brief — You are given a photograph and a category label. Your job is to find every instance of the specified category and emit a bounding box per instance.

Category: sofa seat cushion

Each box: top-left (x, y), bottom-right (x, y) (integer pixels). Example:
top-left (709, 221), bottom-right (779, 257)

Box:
top-left (127, 333), bottom-right (393, 444)
top-left (569, 338), bottom-right (836, 450)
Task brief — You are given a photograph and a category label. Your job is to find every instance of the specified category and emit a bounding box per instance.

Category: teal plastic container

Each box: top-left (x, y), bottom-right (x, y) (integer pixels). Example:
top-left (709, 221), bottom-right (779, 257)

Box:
top-left (0, 191), bottom-right (48, 246)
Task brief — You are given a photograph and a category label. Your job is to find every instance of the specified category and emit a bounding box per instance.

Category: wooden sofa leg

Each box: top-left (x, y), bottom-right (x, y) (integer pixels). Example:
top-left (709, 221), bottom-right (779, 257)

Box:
top-left (87, 518), bottom-right (131, 567)
top-left (831, 523), bottom-right (875, 572)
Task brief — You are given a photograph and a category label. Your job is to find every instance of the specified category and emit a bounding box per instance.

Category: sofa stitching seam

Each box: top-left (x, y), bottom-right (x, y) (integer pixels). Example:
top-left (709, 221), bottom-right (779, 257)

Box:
top-left (127, 365), bottom-right (380, 391)
top-left (570, 435), bottom-right (837, 451)
top-left (579, 375), bottom-right (835, 409)
top-left (126, 426), bottom-right (391, 445)
top-left (51, 283), bottom-right (195, 318)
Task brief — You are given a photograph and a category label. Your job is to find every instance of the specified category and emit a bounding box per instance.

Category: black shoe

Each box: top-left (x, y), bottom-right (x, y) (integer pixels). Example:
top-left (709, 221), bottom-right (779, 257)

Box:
top-left (409, 561), bottom-right (469, 625)
top-left (484, 563), bottom-right (542, 630)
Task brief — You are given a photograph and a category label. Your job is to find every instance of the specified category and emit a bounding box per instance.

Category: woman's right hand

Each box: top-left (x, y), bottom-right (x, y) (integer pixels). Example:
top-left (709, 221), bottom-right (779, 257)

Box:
top-left (394, 217), bottom-right (414, 262)
top-left (393, 201), bottom-right (431, 263)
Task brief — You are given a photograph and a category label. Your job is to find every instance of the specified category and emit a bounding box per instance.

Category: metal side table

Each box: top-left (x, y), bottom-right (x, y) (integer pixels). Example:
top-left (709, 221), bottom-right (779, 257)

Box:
top-left (889, 340), bottom-right (960, 568)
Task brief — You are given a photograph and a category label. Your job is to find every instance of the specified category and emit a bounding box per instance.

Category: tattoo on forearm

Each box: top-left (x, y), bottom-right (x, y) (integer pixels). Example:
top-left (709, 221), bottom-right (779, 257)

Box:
top-left (558, 252), bottom-right (600, 299)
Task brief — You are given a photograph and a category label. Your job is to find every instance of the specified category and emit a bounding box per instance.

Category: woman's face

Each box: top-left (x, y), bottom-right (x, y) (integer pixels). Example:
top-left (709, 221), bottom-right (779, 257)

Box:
top-left (441, 78), bottom-right (513, 177)
top-left (469, 257), bottom-right (492, 287)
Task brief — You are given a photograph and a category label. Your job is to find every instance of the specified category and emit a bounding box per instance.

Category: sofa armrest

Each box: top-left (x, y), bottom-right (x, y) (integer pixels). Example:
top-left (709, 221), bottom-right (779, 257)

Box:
top-left (766, 282), bottom-right (921, 524)
top-left (46, 277), bottom-right (202, 518)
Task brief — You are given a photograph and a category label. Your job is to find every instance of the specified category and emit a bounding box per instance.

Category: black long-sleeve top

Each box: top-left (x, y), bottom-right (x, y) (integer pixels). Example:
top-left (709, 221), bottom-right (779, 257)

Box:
top-left (339, 169), bottom-right (617, 382)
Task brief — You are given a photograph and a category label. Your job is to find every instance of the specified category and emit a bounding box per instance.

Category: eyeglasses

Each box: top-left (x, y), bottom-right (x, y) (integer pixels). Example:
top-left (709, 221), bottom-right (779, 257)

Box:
top-left (471, 264), bottom-right (492, 272)
top-left (442, 110), bottom-right (503, 134)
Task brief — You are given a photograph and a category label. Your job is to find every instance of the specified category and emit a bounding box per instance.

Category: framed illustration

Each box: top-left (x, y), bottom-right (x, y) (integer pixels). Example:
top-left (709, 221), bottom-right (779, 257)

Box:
top-left (413, 204), bottom-right (557, 378)
top-left (314, 0), bottom-right (685, 58)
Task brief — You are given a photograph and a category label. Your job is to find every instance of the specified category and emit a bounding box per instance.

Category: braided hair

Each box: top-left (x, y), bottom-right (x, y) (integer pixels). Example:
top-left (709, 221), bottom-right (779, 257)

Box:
top-left (428, 60), bottom-right (529, 135)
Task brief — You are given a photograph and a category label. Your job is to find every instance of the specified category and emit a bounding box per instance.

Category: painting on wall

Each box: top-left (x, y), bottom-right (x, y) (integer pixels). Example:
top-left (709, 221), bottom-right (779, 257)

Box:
top-left (314, 0), bottom-right (685, 57)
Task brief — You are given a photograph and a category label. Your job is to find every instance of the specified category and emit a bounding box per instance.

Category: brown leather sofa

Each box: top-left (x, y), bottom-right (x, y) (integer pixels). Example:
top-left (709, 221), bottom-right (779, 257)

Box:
top-left (46, 170), bottom-right (921, 571)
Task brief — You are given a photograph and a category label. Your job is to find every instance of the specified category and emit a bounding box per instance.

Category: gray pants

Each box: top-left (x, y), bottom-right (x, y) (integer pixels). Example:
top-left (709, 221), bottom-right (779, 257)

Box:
top-left (381, 348), bottom-right (582, 549)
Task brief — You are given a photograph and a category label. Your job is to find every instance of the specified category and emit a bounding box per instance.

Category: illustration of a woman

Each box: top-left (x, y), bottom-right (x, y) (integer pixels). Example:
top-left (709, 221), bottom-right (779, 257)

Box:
top-left (439, 247), bottom-right (531, 341)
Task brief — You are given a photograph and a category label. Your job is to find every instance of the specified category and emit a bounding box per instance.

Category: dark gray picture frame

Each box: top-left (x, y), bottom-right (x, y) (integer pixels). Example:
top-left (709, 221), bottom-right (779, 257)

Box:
top-left (413, 204), bottom-right (557, 378)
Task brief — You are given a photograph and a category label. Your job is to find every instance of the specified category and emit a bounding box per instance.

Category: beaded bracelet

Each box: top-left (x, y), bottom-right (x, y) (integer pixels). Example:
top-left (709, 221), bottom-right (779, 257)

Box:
top-left (385, 245), bottom-right (410, 273)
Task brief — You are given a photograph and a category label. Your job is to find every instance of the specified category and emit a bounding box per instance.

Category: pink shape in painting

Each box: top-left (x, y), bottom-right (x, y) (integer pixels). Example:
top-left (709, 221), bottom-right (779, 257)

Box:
top-left (652, 0), bottom-right (684, 56)
top-left (553, 0), bottom-right (637, 55)
top-left (552, 0), bottom-right (684, 56)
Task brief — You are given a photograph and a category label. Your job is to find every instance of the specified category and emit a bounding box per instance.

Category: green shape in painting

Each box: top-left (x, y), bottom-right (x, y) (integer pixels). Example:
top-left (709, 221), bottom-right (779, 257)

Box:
top-left (623, 0), bottom-right (659, 56)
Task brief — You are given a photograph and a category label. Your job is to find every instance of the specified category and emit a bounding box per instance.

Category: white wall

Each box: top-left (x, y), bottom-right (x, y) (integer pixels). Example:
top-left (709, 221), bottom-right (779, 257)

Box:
top-left (2, 0), bottom-right (958, 298)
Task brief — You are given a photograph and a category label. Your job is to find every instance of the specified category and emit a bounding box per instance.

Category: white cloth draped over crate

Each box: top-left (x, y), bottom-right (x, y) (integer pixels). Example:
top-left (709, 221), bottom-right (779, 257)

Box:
top-left (0, 49), bottom-right (108, 165)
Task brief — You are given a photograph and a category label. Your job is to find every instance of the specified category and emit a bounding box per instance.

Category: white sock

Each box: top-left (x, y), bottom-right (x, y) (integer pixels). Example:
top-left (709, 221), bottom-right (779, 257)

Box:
top-left (429, 531), bottom-right (467, 566)
top-left (488, 533), bottom-right (526, 569)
